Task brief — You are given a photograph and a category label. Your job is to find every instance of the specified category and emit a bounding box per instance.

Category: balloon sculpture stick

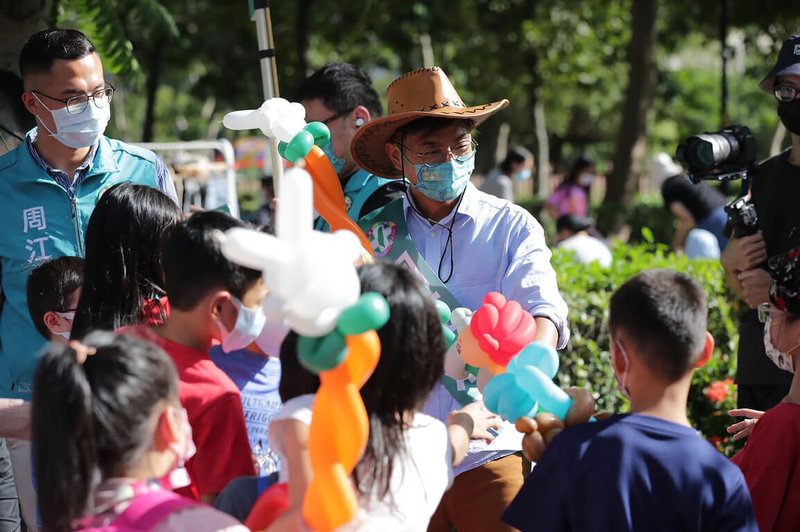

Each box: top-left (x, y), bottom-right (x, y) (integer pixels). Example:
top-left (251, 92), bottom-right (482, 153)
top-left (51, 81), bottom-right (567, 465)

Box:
top-left (219, 167), bottom-right (389, 530)
top-left (223, 98), bottom-right (373, 256)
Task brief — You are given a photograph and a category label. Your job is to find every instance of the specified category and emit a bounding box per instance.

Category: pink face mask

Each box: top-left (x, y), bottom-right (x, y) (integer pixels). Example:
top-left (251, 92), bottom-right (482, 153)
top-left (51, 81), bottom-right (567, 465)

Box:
top-left (160, 407), bottom-right (196, 490)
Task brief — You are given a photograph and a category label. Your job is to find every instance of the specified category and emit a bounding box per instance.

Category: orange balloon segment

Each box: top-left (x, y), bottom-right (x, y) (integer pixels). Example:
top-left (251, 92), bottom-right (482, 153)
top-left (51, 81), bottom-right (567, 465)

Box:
top-left (304, 146), bottom-right (374, 256)
top-left (302, 331), bottom-right (380, 531)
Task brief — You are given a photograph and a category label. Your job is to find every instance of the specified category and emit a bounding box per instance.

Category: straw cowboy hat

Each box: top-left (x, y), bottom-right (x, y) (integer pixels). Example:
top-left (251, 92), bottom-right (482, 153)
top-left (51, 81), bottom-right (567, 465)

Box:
top-left (350, 67), bottom-right (509, 179)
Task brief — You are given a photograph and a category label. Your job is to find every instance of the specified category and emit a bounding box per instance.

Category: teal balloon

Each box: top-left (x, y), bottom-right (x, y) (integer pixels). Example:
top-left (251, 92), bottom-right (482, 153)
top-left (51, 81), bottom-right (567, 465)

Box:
top-left (484, 373), bottom-right (537, 422)
top-left (285, 130), bottom-right (315, 163)
top-left (277, 141), bottom-right (288, 159)
top-left (305, 122), bottom-right (331, 147)
top-left (297, 331), bottom-right (347, 374)
top-left (434, 300), bottom-right (452, 324)
top-left (442, 325), bottom-right (457, 349)
top-left (515, 341), bottom-right (559, 379)
top-left (513, 364), bottom-right (571, 420)
top-left (337, 292), bottom-right (390, 336)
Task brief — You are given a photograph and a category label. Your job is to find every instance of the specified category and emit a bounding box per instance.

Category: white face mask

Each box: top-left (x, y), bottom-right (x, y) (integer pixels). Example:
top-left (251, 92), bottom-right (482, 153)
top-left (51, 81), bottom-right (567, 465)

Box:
top-left (763, 313), bottom-right (798, 374)
top-left (33, 92), bottom-right (110, 149)
top-left (217, 296), bottom-right (267, 353)
top-left (613, 339), bottom-right (632, 400)
top-left (578, 173), bottom-right (594, 187)
top-left (49, 311), bottom-right (75, 341)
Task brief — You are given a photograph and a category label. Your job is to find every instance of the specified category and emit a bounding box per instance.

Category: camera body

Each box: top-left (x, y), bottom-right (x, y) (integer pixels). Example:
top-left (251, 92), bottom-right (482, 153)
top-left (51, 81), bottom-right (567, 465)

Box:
top-left (676, 124), bottom-right (759, 238)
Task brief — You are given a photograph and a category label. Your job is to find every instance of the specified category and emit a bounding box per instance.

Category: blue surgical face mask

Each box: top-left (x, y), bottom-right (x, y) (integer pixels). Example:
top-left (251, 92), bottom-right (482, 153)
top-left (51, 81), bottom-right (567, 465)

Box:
top-left (217, 295), bottom-right (267, 353)
top-left (322, 140), bottom-right (347, 175)
top-left (411, 152), bottom-right (475, 202)
top-left (514, 168), bottom-right (532, 181)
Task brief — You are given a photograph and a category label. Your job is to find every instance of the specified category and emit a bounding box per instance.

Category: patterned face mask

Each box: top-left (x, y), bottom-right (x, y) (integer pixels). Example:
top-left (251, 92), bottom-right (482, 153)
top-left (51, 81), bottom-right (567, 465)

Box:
top-left (410, 153), bottom-right (475, 202)
top-left (763, 312), bottom-right (798, 374)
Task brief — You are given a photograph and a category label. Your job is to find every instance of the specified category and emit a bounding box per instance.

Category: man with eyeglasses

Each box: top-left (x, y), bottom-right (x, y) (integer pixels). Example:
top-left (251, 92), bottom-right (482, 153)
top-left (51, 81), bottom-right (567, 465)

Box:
top-left (351, 67), bottom-right (568, 532)
top-left (0, 29), bottom-right (178, 530)
top-left (297, 63), bottom-right (405, 231)
top-left (721, 35), bottom-right (800, 416)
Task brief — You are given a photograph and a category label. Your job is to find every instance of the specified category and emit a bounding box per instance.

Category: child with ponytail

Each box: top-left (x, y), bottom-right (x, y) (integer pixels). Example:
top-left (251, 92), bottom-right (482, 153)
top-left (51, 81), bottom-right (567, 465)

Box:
top-left (32, 333), bottom-right (247, 531)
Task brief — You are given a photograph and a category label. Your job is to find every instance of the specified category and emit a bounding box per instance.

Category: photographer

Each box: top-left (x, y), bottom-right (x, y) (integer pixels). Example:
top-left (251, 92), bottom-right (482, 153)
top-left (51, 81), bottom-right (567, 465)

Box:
top-left (721, 35), bottom-right (800, 411)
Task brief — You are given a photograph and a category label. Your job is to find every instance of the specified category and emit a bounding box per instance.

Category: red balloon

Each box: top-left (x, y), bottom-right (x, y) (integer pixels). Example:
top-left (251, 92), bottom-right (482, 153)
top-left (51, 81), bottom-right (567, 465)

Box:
top-left (245, 482), bottom-right (290, 531)
top-left (470, 292), bottom-right (537, 367)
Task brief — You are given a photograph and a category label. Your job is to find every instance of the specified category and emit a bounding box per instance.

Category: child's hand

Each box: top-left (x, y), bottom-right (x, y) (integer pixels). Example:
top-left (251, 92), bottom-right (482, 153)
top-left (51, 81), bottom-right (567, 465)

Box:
top-left (448, 400), bottom-right (499, 443)
top-left (727, 408), bottom-right (764, 441)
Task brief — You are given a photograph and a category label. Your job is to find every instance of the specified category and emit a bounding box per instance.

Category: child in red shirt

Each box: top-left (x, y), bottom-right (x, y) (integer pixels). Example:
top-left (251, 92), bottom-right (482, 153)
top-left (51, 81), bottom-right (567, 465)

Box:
top-left (123, 211), bottom-right (266, 505)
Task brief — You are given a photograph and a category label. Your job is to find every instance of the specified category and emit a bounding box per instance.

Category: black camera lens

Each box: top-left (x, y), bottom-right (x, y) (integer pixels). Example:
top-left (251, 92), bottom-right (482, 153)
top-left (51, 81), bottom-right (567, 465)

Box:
top-left (680, 133), bottom-right (738, 173)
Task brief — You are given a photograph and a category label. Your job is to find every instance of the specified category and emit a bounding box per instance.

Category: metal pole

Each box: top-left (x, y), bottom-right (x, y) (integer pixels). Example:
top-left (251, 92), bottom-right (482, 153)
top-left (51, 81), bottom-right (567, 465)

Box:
top-left (253, 0), bottom-right (284, 196)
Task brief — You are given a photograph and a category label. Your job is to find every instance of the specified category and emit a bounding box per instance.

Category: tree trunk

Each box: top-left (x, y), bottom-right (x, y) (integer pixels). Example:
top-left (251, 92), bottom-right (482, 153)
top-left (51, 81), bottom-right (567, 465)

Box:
top-left (524, 0), bottom-right (549, 199)
top-left (604, 0), bottom-right (658, 210)
top-left (0, 0), bottom-right (52, 151)
top-left (295, 0), bottom-right (313, 88)
top-left (141, 44), bottom-right (163, 142)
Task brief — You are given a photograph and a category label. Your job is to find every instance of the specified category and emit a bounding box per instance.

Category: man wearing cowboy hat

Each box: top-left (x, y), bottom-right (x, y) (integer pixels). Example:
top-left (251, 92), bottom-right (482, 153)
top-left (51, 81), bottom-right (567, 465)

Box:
top-left (352, 67), bottom-right (568, 532)
top-left (721, 34), bottom-right (800, 413)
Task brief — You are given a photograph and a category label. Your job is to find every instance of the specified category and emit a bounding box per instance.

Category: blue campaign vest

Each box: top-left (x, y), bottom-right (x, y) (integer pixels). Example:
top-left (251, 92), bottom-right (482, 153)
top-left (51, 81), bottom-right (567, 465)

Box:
top-left (0, 133), bottom-right (162, 398)
top-left (314, 169), bottom-right (394, 232)
top-left (358, 198), bottom-right (481, 407)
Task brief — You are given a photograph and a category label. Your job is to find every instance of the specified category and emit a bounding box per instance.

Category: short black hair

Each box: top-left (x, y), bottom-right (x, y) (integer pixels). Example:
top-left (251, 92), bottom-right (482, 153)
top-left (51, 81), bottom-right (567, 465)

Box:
top-left (610, 269), bottom-right (707, 382)
top-left (501, 146), bottom-right (533, 174)
top-left (161, 211), bottom-right (262, 311)
top-left (278, 330), bottom-right (320, 402)
top-left (395, 117), bottom-right (476, 141)
top-left (27, 256), bottom-right (84, 339)
top-left (297, 63), bottom-right (383, 119)
top-left (19, 29), bottom-right (96, 80)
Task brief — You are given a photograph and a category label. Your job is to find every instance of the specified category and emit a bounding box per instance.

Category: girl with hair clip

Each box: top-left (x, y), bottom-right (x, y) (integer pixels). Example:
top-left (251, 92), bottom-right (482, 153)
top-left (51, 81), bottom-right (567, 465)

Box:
top-left (32, 332), bottom-right (247, 532)
top-left (71, 183), bottom-right (182, 340)
top-left (266, 262), bottom-right (498, 531)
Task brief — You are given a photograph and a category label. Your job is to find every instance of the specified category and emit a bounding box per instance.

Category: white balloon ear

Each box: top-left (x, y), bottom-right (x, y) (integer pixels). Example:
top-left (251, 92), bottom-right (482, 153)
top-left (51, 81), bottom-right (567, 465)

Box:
top-left (355, 118), bottom-right (365, 127)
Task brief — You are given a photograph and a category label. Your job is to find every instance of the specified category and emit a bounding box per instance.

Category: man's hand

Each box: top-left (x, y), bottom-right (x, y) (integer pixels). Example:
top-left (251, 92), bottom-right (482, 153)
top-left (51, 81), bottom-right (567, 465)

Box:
top-left (721, 233), bottom-right (767, 273)
top-left (738, 268), bottom-right (772, 309)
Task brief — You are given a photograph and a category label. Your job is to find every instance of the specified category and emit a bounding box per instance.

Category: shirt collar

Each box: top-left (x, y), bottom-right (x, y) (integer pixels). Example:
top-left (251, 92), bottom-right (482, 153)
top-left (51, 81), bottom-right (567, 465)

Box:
top-left (402, 181), bottom-right (480, 224)
top-left (27, 127), bottom-right (99, 174)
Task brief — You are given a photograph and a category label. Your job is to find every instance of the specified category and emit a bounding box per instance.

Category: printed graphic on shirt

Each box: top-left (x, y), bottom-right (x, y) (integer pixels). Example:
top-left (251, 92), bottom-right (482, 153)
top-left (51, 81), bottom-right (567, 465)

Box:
top-left (367, 221), bottom-right (397, 257)
top-left (344, 195), bottom-right (353, 212)
top-left (22, 206), bottom-right (47, 233)
top-left (26, 236), bottom-right (51, 262)
top-left (241, 394), bottom-right (282, 476)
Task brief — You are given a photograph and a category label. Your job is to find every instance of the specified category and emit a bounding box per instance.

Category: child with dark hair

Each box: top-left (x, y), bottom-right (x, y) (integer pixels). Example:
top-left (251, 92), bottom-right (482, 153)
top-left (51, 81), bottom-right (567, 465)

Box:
top-left (31, 332), bottom-right (247, 531)
top-left (503, 269), bottom-right (757, 531)
top-left (122, 211), bottom-right (262, 504)
top-left (264, 262), bottom-right (497, 530)
top-left (26, 256), bottom-right (83, 342)
top-left (729, 246), bottom-right (800, 531)
top-left (71, 182), bottom-right (182, 339)
top-left (545, 154), bottom-right (595, 219)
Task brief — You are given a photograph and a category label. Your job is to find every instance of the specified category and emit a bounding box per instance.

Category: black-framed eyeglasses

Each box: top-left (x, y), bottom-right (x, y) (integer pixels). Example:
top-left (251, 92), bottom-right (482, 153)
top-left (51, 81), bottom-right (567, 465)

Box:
top-left (774, 84), bottom-right (800, 103)
top-left (318, 110), bottom-right (349, 125)
top-left (31, 84), bottom-right (115, 115)
top-left (402, 138), bottom-right (478, 165)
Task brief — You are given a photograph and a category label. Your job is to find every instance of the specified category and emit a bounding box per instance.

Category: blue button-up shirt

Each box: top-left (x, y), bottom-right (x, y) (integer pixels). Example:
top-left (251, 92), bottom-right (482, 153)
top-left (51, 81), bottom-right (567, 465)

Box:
top-left (408, 183), bottom-right (570, 474)
top-left (26, 128), bottom-right (178, 203)
top-left (405, 183), bottom-right (569, 345)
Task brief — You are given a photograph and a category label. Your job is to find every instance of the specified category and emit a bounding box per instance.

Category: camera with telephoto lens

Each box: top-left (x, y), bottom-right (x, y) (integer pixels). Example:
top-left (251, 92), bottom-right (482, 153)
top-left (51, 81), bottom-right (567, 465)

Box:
top-left (675, 124), bottom-right (759, 238)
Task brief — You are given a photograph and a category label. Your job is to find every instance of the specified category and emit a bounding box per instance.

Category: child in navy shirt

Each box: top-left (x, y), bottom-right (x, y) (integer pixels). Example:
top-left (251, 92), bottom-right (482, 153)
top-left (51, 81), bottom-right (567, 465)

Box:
top-left (503, 269), bottom-right (757, 531)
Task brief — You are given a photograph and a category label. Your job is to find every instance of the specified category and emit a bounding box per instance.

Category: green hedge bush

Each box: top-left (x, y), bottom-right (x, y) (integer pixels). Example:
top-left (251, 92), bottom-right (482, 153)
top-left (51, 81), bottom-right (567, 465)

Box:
top-left (552, 235), bottom-right (743, 456)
